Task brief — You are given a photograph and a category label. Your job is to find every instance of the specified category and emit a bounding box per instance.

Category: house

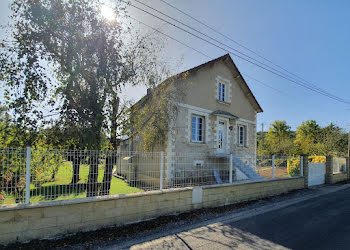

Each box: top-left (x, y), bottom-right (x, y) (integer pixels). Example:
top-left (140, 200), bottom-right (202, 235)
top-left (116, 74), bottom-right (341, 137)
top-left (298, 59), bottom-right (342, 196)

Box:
top-left (119, 54), bottom-right (263, 188)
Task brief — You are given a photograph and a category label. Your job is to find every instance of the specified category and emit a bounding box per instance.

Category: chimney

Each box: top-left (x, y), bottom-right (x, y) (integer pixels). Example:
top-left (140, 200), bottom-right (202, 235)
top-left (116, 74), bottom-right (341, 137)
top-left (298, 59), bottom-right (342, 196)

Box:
top-left (147, 88), bottom-right (153, 96)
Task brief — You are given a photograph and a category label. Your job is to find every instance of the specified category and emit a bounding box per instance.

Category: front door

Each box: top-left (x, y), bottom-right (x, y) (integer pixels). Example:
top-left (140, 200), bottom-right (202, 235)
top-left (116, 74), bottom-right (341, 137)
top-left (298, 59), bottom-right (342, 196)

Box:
top-left (217, 121), bottom-right (227, 153)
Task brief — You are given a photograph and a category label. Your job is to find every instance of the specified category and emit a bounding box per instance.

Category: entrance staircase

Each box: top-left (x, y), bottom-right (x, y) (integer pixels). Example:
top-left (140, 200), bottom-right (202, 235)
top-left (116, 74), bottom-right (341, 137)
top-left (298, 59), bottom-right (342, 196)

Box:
top-left (232, 156), bottom-right (264, 180)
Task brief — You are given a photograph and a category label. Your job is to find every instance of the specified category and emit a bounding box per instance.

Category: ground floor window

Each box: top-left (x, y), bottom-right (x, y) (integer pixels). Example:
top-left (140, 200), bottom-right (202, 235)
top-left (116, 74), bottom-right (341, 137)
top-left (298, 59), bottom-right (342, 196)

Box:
top-left (191, 115), bottom-right (204, 142)
top-left (238, 125), bottom-right (246, 146)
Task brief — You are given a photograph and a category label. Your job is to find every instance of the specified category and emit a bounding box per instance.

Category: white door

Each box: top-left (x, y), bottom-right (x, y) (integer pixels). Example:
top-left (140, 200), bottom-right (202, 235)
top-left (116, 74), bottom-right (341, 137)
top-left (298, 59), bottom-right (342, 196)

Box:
top-left (217, 121), bottom-right (227, 153)
top-left (308, 163), bottom-right (326, 187)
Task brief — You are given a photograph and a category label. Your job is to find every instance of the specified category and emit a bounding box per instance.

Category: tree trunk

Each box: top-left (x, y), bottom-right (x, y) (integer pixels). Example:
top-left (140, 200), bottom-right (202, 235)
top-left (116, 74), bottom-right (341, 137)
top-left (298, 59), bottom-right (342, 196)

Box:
top-left (87, 152), bottom-right (99, 197)
top-left (99, 154), bottom-right (115, 196)
top-left (100, 96), bottom-right (120, 196)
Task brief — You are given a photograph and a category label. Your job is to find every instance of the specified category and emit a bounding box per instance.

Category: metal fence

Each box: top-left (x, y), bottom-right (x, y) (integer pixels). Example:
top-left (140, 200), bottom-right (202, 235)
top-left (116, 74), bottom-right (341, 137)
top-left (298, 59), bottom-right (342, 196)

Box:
top-left (1, 148), bottom-right (303, 205)
top-left (170, 153), bottom-right (231, 187)
top-left (0, 148), bottom-right (27, 204)
top-left (256, 155), bottom-right (302, 179)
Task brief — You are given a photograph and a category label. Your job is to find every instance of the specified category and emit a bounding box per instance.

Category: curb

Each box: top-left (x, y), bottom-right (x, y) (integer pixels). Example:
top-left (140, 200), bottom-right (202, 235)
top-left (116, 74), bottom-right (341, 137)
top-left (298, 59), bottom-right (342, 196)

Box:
top-left (106, 184), bottom-right (350, 249)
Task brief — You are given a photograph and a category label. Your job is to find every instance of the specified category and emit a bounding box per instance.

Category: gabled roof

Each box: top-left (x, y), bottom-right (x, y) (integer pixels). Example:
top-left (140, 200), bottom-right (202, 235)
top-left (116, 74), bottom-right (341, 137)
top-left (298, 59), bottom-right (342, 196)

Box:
top-left (222, 54), bottom-right (263, 113)
top-left (134, 54), bottom-right (263, 113)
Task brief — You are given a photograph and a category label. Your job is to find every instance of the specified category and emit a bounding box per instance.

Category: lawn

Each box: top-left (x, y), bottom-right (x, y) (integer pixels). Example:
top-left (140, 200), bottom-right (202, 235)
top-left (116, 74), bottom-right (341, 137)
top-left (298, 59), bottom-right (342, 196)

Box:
top-left (1, 162), bottom-right (143, 205)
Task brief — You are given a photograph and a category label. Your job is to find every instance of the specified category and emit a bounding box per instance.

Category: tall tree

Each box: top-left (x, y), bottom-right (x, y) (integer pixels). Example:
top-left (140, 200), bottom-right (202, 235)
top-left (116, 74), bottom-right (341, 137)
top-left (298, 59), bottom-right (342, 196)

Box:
top-left (320, 123), bottom-right (347, 156)
top-left (1, 0), bottom-right (162, 196)
top-left (294, 120), bottom-right (322, 155)
top-left (265, 120), bottom-right (294, 155)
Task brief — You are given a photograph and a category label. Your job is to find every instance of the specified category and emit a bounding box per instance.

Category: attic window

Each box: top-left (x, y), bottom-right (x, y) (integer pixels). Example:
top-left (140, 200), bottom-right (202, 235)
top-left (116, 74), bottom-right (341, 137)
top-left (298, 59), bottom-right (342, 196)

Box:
top-left (218, 82), bottom-right (225, 102)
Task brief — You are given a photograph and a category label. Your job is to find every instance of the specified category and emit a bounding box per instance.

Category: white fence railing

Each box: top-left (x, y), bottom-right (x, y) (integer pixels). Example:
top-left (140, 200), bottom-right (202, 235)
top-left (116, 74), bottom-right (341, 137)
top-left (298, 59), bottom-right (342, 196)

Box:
top-left (0, 148), bottom-right (304, 205)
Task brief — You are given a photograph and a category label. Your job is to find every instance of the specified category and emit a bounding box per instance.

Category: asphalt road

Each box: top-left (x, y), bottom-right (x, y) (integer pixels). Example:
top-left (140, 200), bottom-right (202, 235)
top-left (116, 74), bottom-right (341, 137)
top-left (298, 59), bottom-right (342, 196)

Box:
top-left (113, 186), bottom-right (350, 250)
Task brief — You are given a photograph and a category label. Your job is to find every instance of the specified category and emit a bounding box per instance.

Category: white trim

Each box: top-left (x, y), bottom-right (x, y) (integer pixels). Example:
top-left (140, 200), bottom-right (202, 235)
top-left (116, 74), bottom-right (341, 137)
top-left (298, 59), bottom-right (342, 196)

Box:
top-left (238, 117), bottom-right (256, 125)
top-left (238, 125), bottom-right (245, 146)
top-left (236, 120), bottom-right (248, 147)
top-left (191, 115), bottom-right (204, 143)
top-left (187, 108), bottom-right (209, 144)
top-left (176, 102), bottom-right (256, 125)
top-left (216, 76), bottom-right (232, 103)
top-left (216, 117), bottom-right (230, 153)
top-left (218, 82), bottom-right (226, 102)
top-left (176, 102), bottom-right (212, 114)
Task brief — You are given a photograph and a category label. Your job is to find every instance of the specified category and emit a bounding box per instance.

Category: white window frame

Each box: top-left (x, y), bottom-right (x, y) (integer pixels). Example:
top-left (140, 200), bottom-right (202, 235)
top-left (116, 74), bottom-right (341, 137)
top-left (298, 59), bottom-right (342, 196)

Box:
top-left (191, 115), bottom-right (204, 143)
top-left (238, 125), bottom-right (245, 146)
top-left (218, 82), bottom-right (226, 102)
top-left (215, 76), bottom-right (232, 103)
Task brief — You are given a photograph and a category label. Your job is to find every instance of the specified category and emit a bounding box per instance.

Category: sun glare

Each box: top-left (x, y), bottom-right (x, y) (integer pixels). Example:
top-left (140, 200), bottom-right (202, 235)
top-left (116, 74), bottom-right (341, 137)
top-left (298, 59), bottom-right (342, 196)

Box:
top-left (101, 5), bottom-right (116, 21)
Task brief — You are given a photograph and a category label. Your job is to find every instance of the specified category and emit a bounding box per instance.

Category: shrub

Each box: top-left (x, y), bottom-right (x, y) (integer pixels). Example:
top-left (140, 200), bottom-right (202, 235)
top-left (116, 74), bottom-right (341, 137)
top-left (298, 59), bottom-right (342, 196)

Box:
top-left (309, 156), bottom-right (326, 163)
top-left (287, 157), bottom-right (300, 177)
top-left (31, 141), bottom-right (64, 184)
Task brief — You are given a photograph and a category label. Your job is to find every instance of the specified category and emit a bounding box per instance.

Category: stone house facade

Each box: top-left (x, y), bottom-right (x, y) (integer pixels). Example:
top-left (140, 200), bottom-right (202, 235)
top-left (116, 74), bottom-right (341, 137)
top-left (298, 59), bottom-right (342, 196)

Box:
top-left (121, 54), bottom-right (263, 187)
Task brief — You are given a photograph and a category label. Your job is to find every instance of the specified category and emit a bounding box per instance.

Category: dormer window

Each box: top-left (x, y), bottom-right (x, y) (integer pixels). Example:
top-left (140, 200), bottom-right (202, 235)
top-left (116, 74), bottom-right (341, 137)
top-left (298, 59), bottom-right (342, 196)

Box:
top-left (218, 82), bottom-right (225, 102)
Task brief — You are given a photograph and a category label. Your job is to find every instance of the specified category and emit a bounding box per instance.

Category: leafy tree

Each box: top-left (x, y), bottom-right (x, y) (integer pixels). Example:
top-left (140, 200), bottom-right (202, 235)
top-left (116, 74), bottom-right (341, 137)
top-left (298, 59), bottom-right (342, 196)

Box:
top-left (320, 123), bottom-right (347, 156)
top-left (129, 72), bottom-right (188, 151)
top-left (1, 0), bottom-right (163, 196)
top-left (259, 120), bottom-right (348, 157)
top-left (265, 120), bottom-right (294, 155)
top-left (294, 120), bottom-right (322, 155)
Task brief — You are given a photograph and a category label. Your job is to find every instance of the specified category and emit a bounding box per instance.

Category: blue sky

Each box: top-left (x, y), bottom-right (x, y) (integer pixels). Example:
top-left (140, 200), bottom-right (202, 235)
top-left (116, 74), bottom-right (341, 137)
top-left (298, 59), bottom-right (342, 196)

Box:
top-left (1, 0), bottom-right (350, 131)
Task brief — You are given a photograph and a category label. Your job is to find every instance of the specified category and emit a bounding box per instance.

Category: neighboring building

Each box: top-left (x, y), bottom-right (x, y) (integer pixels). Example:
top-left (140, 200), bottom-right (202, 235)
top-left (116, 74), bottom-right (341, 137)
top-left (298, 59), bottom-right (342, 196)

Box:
top-left (119, 54), bottom-right (263, 188)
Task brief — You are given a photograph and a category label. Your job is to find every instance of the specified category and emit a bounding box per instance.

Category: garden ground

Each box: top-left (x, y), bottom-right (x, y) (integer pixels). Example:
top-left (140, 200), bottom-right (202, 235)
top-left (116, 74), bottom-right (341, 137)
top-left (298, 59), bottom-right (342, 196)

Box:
top-left (257, 166), bottom-right (289, 179)
top-left (1, 163), bottom-right (142, 205)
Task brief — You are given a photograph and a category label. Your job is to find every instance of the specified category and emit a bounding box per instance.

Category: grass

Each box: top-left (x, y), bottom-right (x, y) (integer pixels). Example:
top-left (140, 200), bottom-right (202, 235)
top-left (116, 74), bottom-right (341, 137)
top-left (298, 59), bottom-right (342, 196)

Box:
top-left (1, 162), bottom-right (143, 205)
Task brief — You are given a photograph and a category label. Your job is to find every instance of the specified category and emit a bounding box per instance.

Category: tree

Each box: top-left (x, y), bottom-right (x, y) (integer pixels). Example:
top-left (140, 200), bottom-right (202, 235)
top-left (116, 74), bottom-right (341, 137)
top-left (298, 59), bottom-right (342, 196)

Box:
top-left (1, 0), bottom-right (163, 196)
top-left (265, 120), bottom-right (294, 155)
top-left (320, 123), bottom-right (347, 156)
top-left (129, 72), bottom-right (187, 152)
top-left (294, 120), bottom-right (322, 155)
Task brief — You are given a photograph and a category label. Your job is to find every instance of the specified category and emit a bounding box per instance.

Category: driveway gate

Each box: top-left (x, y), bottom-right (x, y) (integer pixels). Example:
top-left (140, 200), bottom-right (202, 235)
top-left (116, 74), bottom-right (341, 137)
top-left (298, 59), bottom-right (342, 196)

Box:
top-left (308, 162), bottom-right (326, 187)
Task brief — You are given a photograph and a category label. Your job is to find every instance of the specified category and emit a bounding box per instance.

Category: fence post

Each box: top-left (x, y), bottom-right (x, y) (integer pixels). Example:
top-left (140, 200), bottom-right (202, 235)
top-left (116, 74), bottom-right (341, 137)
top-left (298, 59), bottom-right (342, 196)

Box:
top-left (25, 147), bottom-right (31, 205)
top-left (325, 156), bottom-right (333, 184)
top-left (300, 156), bottom-right (304, 177)
top-left (229, 154), bottom-right (233, 183)
top-left (301, 154), bottom-right (309, 188)
top-left (272, 155), bottom-right (275, 179)
top-left (160, 151), bottom-right (164, 191)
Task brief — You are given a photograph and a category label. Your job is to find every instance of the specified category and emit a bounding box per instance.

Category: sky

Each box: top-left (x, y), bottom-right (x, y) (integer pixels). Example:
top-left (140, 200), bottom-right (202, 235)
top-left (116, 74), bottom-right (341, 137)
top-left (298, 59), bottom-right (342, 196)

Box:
top-left (1, 0), bottom-right (350, 131)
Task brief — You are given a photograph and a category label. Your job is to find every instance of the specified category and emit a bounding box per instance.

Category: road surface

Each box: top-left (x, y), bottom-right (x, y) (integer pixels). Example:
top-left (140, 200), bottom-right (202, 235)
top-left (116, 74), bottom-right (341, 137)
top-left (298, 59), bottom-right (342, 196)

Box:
top-left (107, 185), bottom-right (350, 250)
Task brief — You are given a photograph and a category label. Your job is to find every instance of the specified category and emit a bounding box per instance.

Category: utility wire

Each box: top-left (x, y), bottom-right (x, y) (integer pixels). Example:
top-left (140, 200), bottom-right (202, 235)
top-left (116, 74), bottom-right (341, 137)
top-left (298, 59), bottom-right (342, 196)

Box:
top-left (158, 0), bottom-right (339, 101)
top-left (121, 0), bottom-right (350, 105)
top-left (129, 14), bottom-right (285, 95)
top-left (132, 0), bottom-right (296, 80)
top-left (129, 16), bottom-right (212, 60)
top-left (242, 74), bottom-right (286, 94)
top-left (131, 0), bottom-right (346, 103)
